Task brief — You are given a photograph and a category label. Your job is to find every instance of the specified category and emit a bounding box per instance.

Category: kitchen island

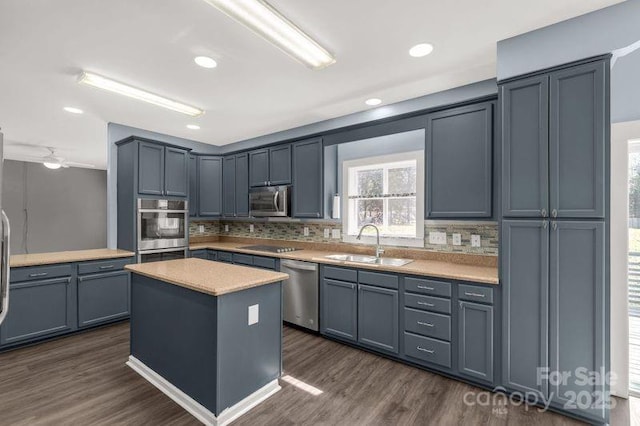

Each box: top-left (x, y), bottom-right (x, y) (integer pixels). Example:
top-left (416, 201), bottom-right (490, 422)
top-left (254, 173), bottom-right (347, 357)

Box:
top-left (125, 258), bottom-right (288, 426)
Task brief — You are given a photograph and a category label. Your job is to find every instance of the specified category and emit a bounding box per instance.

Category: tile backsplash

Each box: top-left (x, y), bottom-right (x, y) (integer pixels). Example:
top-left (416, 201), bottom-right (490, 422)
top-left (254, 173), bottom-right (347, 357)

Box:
top-left (189, 220), bottom-right (498, 256)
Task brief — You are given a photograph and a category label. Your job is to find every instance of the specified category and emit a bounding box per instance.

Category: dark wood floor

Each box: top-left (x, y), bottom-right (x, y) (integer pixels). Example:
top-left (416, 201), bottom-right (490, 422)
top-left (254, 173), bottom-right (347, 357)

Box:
top-left (0, 322), bottom-right (634, 425)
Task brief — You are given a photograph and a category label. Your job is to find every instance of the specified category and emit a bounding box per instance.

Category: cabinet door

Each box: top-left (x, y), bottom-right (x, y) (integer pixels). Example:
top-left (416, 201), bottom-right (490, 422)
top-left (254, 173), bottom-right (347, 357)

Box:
top-left (223, 156), bottom-right (236, 217)
top-left (235, 153), bottom-right (249, 217)
top-left (426, 103), bottom-right (493, 218)
top-left (358, 284), bottom-right (398, 353)
top-left (164, 147), bottom-right (189, 197)
top-left (0, 277), bottom-right (73, 346)
top-left (198, 156), bottom-right (223, 216)
top-left (321, 278), bottom-right (357, 342)
top-left (501, 75), bottom-right (549, 218)
top-left (78, 271), bottom-right (130, 328)
top-left (502, 220), bottom-right (549, 398)
top-left (549, 221), bottom-right (606, 422)
top-left (269, 144), bottom-right (292, 185)
top-left (249, 149), bottom-right (270, 187)
top-left (189, 155), bottom-right (198, 217)
top-left (549, 61), bottom-right (606, 219)
top-left (458, 300), bottom-right (493, 383)
top-left (138, 142), bottom-right (165, 195)
top-left (292, 138), bottom-right (323, 218)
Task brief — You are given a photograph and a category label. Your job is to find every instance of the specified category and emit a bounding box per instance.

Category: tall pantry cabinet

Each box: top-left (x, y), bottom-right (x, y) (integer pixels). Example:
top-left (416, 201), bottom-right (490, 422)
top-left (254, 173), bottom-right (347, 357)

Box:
top-left (501, 57), bottom-right (609, 423)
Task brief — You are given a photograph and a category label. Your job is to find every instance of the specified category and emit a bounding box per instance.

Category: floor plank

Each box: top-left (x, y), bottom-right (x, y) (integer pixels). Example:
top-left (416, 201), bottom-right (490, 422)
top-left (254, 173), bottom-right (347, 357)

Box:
top-left (0, 322), bottom-right (628, 425)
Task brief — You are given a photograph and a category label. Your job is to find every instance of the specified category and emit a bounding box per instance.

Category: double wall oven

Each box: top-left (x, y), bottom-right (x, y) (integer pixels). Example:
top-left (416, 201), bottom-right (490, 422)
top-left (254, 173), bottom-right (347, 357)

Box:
top-left (137, 199), bottom-right (188, 263)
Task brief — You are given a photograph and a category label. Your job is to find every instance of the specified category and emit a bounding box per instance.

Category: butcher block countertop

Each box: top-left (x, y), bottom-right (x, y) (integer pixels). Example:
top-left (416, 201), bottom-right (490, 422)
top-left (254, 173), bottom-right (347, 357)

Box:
top-left (10, 248), bottom-right (136, 268)
top-left (190, 241), bottom-right (499, 285)
top-left (126, 258), bottom-right (289, 296)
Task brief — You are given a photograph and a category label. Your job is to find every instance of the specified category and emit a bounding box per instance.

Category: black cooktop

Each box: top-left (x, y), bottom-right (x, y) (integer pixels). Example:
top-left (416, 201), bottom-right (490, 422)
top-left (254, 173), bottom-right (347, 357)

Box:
top-left (240, 245), bottom-right (299, 254)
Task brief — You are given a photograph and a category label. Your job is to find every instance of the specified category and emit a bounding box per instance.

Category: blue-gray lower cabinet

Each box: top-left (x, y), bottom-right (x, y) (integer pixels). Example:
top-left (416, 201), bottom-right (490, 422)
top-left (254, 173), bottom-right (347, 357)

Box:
top-left (78, 271), bottom-right (131, 329)
top-left (358, 284), bottom-right (398, 354)
top-left (189, 249), bottom-right (208, 259)
top-left (458, 301), bottom-right (493, 383)
top-left (0, 276), bottom-right (75, 346)
top-left (321, 278), bottom-right (357, 342)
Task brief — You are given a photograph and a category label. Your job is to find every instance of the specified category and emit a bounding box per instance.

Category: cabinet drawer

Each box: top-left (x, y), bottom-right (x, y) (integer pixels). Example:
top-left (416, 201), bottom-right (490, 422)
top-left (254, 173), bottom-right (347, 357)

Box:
top-left (458, 284), bottom-right (494, 304)
top-left (253, 256), bottom-right (276, 270)
top-left (404, 332), bottom-right (451, 368)
top-left (207, 251), bottom-right (218, 261)
top-left (358, 271), bottom-right (398, 290)
top-left (405, 293), bottom-right (451, 314)
top-left (218, 251), bottom-right (233, 263)
top-left (10, 264), bottom-right (73, 283)
top-left (189, 250), bottom-right (208, 259)
top-left (405, 277), bottom-right (451, 298)
top-left (323, 266), bottom-right (357, 283)
top-left (233, 253), bottom-right (254, 266)
top-left (78, 258), bottom-right (133, 275)
top-left (404, 308), bottom-right (451, 341)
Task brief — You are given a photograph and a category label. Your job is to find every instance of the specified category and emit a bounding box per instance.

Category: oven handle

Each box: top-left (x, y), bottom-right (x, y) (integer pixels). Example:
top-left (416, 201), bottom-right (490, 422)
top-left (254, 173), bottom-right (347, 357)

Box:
top-left (137, 209), bottom-right (189, 214)
top-left (273, 191), bottom-right (279, 212)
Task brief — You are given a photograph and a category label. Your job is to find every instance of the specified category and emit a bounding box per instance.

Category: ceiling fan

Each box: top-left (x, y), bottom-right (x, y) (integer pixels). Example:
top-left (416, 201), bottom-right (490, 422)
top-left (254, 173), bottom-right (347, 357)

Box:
top-left (6, 144), bottom-right (95, 170)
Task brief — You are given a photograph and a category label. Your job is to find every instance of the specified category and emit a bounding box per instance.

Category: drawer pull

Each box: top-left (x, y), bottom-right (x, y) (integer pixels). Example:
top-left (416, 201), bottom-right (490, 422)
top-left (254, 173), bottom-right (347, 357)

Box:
top-left (29, 272), bottom-right (48, 277)
top-left (464, 292), bottom-right (485, 298)
top-left (416, 285), bottom-right (435, 291)
top-left (417, 346), bottom-right (435, 354)
top-left (417, 301), bottom-right (435, 307)
top-left (417, 321), bottom-right (434, 327)
top-left (99, 265), bottom-right (115, 270)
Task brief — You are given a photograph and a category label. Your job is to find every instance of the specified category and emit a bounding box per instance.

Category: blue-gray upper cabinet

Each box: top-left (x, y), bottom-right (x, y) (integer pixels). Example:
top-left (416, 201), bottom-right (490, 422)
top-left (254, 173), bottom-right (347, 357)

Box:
top-left (458, 300), bottom-right (493, 384)
top-left (321, 278), bottom-right (357, 342)
top-left (78, 270), bottom-right (130, 328)
top-left (223, 155), bottom-right (236, 217)
top-left (189, 155), bottom-right (198, 217)
top-left (223, 154), bottom-right (249, 217)
top-left (138, 142), bottom-right (165, 196)
top-left (426, 102), bottom-right (493, 218)
top-left (198, 156), bottom-right (223, 217)
top-left (249, 144), bottom-right (291, 187)
top-left (549, 220), bottom-right (606, 422)
top-left (164, 147), bottom-right (189, 197)
top-left (549, 61), bottom-right (606, 219)
top-left (501, 220), bottom-right (549, 398)
top-left (501, 75), bottom-right (549, 218)
top-left (358, 284), bottom-right (399, 354)
top-left (292, 138), bottom-right (323, 218)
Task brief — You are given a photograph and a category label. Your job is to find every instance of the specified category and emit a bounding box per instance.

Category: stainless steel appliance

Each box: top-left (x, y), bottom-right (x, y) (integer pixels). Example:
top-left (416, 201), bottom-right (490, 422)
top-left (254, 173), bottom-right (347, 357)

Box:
top-left (240, 245), bottom-right (298, 253)
top-left (280, 259), bottom-right (318, 331)
top-left (138, 247), bottom-right (188, 263)
top-left (137, 198), bottom-right (188, 262)
top-left (249, 185), bottom-right (290, 217)
top-left (0, 130), bottom-right (11, 326)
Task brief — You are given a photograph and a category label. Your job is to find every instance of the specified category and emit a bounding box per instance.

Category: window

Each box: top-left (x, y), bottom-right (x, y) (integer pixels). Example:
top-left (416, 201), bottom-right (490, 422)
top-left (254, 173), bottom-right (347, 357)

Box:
top-left (342, 151), bottom-right (424, 247)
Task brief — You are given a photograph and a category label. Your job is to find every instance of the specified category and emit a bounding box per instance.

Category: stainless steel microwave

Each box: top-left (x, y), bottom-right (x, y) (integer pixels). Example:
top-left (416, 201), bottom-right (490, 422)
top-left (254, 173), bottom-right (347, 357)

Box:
top-left (249, 186), bottom-right (290, 217)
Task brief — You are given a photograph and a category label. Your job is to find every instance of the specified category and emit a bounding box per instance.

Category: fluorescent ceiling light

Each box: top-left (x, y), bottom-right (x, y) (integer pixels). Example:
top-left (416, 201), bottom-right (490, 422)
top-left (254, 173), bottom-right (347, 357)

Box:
top-left (202, 0), bottom-right (335, 70)
top-left (194, 56), bottom-right (218, 68)
top-left (43, 162), bottom-right (61, 170)
top-left (63, 106), bottom-right (83, 114)
top-left (78, 72), bottom-right (204, 117)
top-left (365, 98), bottom-right (382, 106)
top-left (186, 124), bottom-right (201, 130)
top-left (409, 43), bottom-right (434, 58)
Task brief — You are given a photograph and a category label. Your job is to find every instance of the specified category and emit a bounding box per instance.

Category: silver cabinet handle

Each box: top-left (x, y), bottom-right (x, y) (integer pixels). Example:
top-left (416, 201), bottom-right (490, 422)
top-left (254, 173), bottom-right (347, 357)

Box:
top-left (541, 208), bottom-right (547, 218)
top-left (551, 209), bottom-right (558, 218)
top-left (0, 210), bottom-right (10, 326)
top-left (99, 265), bottom-right (114, 270)
top-left (464, 292), bottom-right (485, 298)
top-left (417, 301), bottom-right (435, 307)
top-left (417, 321), bottom-right (434, 327)
top-left (552, 221), bottom-right (558, 231)
top-left (417, 346), bottom-right (434, 354)
top-left (417, 285), bottom-right (435, 291)
top-left (29, 272), bottom-right (48, 277)
top-left (543, 221), bottom-right (548, 229)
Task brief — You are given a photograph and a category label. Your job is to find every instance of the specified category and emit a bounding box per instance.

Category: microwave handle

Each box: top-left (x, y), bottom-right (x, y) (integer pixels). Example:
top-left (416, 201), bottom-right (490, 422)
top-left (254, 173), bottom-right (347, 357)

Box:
top-left (273, 191), bottom-right (279, 212)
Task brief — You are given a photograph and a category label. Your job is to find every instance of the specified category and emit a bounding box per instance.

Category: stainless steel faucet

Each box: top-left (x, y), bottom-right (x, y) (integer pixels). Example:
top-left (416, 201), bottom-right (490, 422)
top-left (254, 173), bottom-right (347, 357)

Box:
top-left (356, 224), bottom-right (385, 258)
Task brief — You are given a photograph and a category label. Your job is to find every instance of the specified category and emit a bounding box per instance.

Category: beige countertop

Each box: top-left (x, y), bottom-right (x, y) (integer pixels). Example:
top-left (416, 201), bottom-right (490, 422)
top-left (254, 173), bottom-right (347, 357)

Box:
top-left (126, 258), bottom-right (289, 296)
top-left (190, 241), bottom-right (499, 285)
top-left (10, 248), bottom-right (136, 268)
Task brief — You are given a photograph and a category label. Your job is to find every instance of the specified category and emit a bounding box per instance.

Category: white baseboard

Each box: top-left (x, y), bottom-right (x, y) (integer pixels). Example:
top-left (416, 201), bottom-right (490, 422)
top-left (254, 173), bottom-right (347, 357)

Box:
top-left (127, 356), bottom-right (281, 426)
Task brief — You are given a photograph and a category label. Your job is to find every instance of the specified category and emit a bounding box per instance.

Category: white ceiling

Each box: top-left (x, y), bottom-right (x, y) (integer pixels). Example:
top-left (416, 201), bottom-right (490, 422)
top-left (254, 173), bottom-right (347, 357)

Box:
top-left (0, 0), bottom-right (624, 169)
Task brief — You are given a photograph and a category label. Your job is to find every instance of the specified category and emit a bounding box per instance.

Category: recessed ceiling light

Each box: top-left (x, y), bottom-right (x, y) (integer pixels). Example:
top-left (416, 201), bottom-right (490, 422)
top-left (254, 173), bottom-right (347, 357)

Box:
top-left (63, 106), bottom-right (83, 114)
top-left (202, 0), bottom-right (335, 70)
top-left (365, 98), bottom-right (382, 106)
top-left (409, 43), bottom-right (434, 58)
top-left (186, 124), bottom-right (201, 130)
top-left (78, 71), bottom-right (204, 117)
top-left (194, 56), bottom-right (218, 69)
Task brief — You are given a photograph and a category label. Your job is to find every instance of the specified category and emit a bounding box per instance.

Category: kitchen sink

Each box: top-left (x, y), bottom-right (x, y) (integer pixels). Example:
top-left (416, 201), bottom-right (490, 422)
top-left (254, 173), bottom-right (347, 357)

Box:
top-left (324, 254), bottom-right (413, 267)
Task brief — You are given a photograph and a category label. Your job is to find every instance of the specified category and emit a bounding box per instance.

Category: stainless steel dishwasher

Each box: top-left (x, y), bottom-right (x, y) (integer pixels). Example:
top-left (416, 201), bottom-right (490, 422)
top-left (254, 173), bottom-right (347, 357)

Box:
top-left (280, 259), bottom-right (319, 331)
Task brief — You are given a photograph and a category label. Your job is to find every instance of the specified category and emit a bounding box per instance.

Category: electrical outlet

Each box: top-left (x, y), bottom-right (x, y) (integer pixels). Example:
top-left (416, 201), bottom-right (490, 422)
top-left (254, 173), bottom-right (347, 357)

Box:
top-left (224, 224), bottom-right (229, 232)
top-left (323, 228), bottom-right (330, 239)
top-left (471, 235), bottom-right (481, 247)
top-left (249, 224), bottom-right (254, 233)
top-left (198, 224), bottom-right (205, 234)
top-left (429, 231), bottom-right (447, 245)
top-left (331, 229), bottom-right (341, 239)
top-left (303, 227), bottom-right (309, 237)
top-left (452, 233), bottom-right (462, 246)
